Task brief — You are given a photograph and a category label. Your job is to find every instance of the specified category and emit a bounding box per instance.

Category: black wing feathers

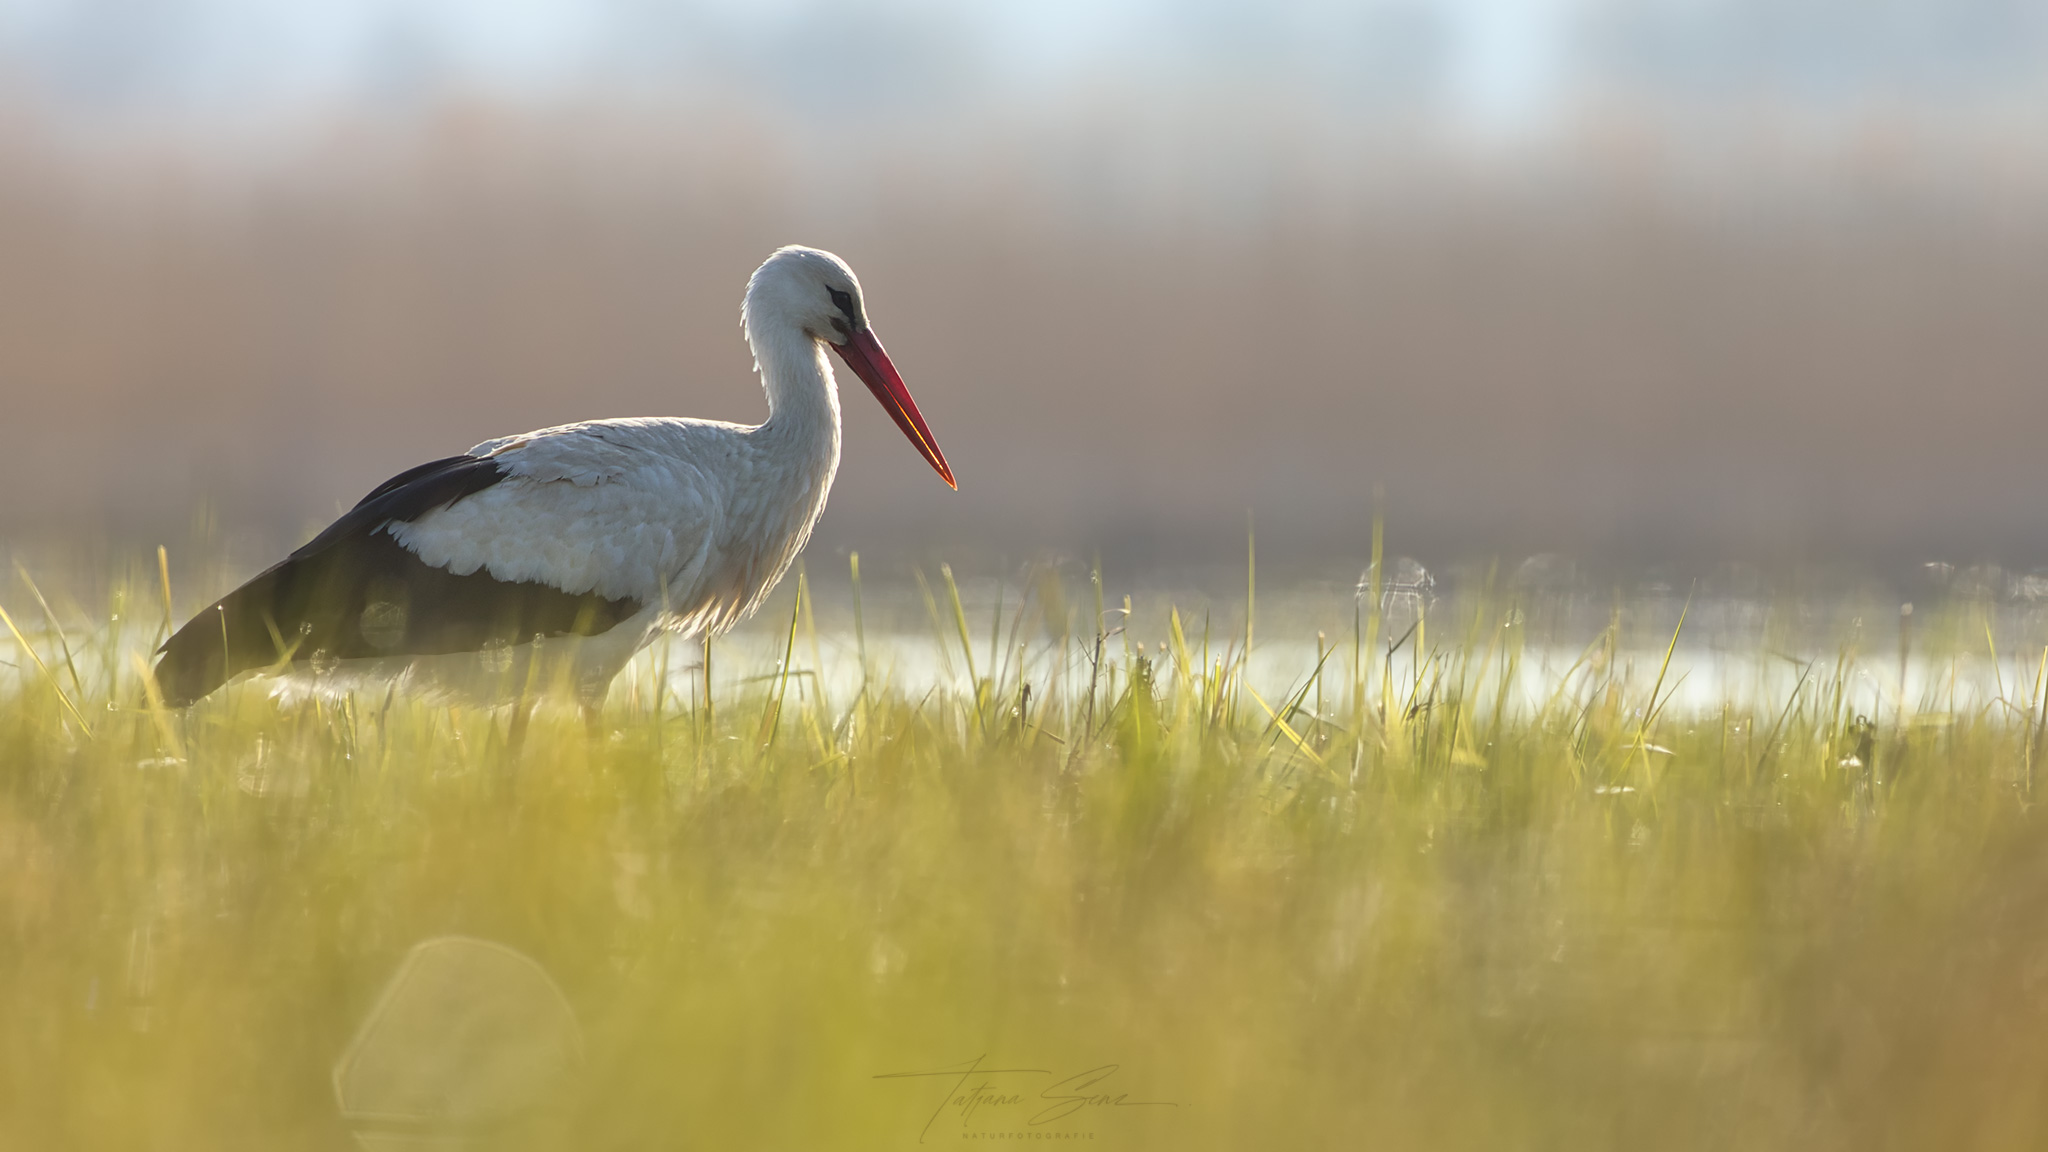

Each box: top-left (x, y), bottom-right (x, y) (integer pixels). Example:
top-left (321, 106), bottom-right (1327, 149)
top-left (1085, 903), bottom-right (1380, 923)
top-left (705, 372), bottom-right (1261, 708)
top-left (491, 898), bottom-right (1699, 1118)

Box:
top-left (153, 454), bottom-right (642, 706)
top-left (294, 454), bottom-right (510, 555)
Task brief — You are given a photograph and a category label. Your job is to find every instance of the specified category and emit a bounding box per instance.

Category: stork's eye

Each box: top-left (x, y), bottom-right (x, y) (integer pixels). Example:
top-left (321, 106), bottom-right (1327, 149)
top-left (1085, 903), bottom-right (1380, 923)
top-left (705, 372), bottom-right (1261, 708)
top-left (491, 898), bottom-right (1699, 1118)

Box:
top-left (828, 287), bottom-right (857, 323)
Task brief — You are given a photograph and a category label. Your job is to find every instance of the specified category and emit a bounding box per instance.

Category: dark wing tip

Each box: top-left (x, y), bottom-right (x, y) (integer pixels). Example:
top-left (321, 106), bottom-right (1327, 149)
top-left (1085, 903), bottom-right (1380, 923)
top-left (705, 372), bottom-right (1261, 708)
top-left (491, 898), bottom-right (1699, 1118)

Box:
top-left (153, 610), bottom-right (227, 707)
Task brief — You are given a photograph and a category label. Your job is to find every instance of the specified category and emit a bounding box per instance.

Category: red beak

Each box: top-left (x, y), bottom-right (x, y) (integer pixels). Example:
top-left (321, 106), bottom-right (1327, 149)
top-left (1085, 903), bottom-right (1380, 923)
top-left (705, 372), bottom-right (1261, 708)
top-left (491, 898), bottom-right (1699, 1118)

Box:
top-left (832, 327), bottom-right (956, 489)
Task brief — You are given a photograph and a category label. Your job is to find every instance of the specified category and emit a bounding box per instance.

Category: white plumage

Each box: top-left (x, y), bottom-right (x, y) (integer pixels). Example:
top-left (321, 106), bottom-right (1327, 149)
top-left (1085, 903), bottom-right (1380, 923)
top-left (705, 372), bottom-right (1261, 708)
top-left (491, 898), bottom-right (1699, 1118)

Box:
top-left (154, 245), bottom-right (954, 712)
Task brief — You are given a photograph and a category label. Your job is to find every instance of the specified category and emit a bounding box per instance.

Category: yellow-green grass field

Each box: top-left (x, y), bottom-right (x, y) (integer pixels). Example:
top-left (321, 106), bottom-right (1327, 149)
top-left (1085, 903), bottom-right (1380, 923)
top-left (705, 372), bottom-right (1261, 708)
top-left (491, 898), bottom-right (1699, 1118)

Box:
top-left (7, 547), bottom-right (2048, 1150)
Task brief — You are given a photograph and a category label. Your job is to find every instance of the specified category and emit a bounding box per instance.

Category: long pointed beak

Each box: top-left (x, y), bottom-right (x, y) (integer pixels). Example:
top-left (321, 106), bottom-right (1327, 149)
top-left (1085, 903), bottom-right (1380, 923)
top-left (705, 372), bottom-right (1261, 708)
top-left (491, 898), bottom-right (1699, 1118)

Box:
top-left (831, 327), bottom-right (956, 489)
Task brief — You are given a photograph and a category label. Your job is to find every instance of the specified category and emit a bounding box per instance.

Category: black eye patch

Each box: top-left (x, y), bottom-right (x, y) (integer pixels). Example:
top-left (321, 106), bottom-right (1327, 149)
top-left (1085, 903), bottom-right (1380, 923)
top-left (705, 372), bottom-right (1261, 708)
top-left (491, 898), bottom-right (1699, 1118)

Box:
top-left (828, 287), bottom-right (858, 325)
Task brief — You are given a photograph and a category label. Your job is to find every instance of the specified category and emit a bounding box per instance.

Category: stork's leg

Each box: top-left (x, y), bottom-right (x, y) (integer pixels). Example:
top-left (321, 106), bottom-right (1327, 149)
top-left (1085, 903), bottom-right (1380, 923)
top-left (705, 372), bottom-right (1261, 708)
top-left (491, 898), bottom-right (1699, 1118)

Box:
top-left (576, 667), bottom-right (615, 741)
top-left (507, 697), bottom-right (536, 754)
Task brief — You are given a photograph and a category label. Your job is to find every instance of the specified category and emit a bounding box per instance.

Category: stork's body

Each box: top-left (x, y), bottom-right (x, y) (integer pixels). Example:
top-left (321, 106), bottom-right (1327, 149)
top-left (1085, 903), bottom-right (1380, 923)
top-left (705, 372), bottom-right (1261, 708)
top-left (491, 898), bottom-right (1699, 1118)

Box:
top-left (153, 246), bottom-right (953, 708)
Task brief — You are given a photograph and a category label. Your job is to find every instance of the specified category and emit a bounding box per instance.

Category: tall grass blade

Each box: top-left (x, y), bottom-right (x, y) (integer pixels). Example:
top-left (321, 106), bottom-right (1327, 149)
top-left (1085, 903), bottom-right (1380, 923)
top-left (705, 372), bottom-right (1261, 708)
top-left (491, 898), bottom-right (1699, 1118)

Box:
top-left (0, 601), bottom-right (93, 736)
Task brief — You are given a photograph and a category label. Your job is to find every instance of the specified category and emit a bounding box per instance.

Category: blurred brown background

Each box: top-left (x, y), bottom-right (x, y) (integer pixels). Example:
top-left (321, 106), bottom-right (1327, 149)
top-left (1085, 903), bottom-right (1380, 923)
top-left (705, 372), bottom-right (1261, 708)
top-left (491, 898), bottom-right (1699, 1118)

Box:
top-left (0, 2), bottom-right (2045, 571)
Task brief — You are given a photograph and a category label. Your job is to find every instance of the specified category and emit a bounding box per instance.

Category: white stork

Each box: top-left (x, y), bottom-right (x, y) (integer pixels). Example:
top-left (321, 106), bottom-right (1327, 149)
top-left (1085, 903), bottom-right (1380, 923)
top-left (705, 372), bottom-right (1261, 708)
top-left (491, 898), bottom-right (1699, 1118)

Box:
top-left (153, 245), bottom-right (953, 712)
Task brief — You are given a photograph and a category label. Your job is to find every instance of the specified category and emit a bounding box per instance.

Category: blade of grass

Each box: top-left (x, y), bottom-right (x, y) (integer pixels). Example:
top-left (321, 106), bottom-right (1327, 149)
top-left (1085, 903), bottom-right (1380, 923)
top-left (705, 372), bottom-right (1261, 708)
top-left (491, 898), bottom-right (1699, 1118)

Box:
top-left (129, 651), bottom-right (182, 759)
top-left (1632, 583), bottom-right (1694, 788)
top-left (1247, 686), bottom-right (1339, 781)
top-left (912, 567), bottom-right (958, 684)
top-left (760, 582), bottom-right (803, 749)
top-left (798, 563), bottom-right (828, 727)
top-left (15, 563), bottom-right (85, 704)
top-left (940, 564), bottom-right (982, 731)
top-left (0, 601), bottom-right (94, 735)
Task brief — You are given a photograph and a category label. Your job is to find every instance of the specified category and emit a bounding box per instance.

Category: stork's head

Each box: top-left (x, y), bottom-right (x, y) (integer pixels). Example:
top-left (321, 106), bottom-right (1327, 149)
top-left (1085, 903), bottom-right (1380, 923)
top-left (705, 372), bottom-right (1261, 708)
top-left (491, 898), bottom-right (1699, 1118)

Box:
top-left (745, 245), bottom-right (955, 489)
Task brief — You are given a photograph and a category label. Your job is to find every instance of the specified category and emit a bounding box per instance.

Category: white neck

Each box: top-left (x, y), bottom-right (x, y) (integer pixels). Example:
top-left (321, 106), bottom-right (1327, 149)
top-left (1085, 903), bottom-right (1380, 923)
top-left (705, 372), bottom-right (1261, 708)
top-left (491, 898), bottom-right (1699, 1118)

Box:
top-left (747, 315), bottom-right (842, 442)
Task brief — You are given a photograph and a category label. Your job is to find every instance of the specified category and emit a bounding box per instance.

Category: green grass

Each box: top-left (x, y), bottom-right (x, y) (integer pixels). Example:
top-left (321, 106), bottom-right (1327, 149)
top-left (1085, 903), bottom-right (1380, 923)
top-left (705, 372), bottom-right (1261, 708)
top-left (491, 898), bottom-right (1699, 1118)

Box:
top-left (7, 553), bottom-right (2048, 1150)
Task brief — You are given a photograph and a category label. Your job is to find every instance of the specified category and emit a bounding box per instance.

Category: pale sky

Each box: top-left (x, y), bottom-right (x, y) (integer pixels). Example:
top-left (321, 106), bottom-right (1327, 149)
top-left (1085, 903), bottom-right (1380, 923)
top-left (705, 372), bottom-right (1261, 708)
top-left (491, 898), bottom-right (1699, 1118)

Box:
top-left (0, 0), bottom-right (2040, 124)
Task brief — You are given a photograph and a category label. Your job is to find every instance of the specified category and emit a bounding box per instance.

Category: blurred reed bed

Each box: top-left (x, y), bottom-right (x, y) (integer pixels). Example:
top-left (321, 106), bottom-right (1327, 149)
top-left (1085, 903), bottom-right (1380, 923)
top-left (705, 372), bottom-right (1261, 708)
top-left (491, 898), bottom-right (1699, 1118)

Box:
top-left (3, 98), bottom-right (2048, 564)
top-left (8, 547), bottom-right (2048, 1149)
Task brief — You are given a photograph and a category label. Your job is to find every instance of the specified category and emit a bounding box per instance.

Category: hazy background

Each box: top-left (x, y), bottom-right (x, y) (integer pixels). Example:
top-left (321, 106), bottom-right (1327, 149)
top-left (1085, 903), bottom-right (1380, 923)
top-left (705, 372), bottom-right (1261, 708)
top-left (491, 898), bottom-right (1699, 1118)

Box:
top-left (1, 0), bottom-right (2046, 576)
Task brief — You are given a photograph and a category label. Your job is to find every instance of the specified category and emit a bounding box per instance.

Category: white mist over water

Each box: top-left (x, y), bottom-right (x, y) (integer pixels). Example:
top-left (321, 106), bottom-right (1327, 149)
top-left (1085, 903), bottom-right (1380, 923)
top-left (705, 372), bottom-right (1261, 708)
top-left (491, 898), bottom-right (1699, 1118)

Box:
top-left (658, 631), bottom-right (2012, 729)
